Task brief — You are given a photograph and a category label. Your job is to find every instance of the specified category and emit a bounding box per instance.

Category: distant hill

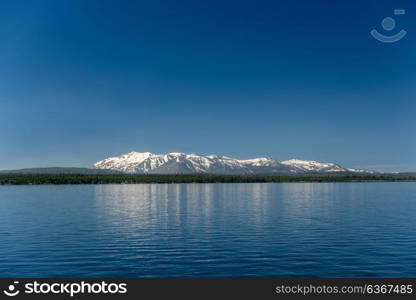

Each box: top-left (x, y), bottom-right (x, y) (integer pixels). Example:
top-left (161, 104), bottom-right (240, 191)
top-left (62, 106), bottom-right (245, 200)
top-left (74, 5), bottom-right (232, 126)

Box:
top-left (0, 167), bottom-right (122, 175)
top-left (390, 172), bottom-right (416, 178)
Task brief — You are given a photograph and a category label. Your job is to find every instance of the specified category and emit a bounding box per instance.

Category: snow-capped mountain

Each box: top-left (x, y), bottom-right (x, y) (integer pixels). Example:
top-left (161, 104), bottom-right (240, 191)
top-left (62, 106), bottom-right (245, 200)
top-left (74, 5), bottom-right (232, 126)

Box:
top-left (93, 152), bottom-right (371, 174)
top-left (282, 159), bottom-right (353, 173)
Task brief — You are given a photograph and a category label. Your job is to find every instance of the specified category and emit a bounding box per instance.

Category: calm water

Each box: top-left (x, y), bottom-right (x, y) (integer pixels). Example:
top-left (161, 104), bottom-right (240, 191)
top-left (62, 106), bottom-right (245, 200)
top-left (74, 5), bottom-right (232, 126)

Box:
top-left (0, 183), bottom-right (415, 277)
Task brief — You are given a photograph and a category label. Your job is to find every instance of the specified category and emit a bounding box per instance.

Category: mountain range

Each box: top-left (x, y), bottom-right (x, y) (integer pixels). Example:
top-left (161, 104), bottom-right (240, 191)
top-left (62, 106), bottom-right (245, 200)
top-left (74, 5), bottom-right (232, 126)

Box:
top-left (93, 152), bottom-right (372, 175)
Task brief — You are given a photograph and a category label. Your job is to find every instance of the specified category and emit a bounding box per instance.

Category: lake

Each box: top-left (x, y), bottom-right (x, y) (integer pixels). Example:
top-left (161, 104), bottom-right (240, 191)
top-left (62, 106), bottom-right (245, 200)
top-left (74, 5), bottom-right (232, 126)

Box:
top-left (0, 183), bottom-right (415, 277)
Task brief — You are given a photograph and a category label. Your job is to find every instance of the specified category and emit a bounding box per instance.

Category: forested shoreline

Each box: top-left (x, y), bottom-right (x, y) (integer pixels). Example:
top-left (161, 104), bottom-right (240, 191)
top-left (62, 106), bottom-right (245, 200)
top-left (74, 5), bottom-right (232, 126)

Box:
top-left (1, 174), bottom-right (415, 185)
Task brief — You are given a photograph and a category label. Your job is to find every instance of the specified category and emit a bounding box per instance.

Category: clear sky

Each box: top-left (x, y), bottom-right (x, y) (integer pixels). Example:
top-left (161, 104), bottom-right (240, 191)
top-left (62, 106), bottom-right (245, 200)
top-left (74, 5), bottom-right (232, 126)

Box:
top-left (1, 0), bottom-right (415, 172)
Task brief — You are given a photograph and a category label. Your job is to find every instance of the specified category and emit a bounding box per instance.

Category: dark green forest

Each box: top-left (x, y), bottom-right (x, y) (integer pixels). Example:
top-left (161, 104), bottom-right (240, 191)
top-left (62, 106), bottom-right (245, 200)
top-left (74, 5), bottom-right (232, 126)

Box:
top-left (1, 174), bottom-right (415, 185)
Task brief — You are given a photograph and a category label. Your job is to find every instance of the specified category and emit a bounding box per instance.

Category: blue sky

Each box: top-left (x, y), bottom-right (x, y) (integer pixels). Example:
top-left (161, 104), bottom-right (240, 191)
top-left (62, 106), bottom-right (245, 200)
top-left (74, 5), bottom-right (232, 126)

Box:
top-left (0, 0), bottom-right (415, 172)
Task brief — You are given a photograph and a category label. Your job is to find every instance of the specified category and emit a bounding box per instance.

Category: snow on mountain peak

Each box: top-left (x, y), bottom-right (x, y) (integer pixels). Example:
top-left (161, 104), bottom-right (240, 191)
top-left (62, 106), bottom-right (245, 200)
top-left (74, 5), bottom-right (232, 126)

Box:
top-left (238, 157), bottom-right (277, 167)
top-left (124, 152), bottom-right (153, 160)
top-left (281, 159), bottom-right (347, 172)
top-left (168, 152), bottom-right (185, 156)
top-left (93, 152), bottom-right (371, 174)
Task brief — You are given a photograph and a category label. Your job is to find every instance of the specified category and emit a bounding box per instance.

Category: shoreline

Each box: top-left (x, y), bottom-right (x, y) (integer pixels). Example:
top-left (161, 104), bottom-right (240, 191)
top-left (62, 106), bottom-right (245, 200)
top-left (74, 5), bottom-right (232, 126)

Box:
top-left (1, 174), bottom-right (415, 185)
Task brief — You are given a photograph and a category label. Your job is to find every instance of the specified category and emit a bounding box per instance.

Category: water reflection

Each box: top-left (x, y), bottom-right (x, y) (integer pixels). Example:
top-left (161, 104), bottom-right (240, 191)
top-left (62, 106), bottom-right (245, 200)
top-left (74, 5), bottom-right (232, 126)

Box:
top-left (0, 183), bottom-right (415, 277)
top-left (93, 183), bottom-right (282, 232)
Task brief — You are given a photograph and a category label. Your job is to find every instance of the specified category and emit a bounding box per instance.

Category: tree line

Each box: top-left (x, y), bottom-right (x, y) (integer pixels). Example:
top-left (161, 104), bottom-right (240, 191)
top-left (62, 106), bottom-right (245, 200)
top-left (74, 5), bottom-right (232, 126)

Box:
top-left (0, 174), bottom-right (415, 185)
